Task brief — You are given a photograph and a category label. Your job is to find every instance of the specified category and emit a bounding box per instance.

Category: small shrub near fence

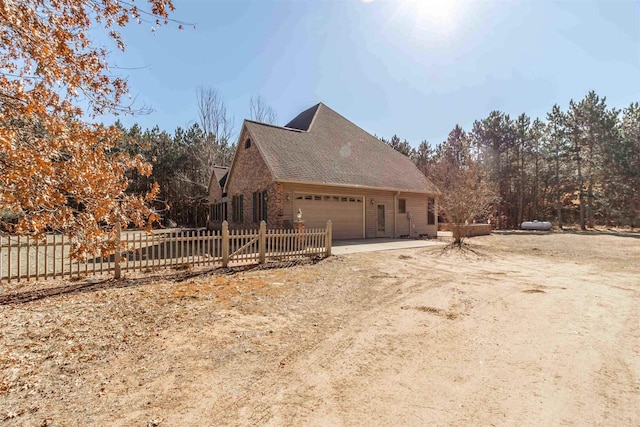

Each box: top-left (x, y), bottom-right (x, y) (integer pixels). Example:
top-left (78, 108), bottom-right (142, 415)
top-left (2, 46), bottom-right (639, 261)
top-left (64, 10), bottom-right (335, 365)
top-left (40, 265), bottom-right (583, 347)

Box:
top-left (0, 221), bottom-right (332, 284)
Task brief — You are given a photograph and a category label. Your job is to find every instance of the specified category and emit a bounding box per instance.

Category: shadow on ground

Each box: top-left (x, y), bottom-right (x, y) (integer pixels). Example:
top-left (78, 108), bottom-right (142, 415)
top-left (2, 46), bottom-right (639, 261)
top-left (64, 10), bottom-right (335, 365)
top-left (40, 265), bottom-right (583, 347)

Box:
top-left (0, 259), bottom-right (321, 306)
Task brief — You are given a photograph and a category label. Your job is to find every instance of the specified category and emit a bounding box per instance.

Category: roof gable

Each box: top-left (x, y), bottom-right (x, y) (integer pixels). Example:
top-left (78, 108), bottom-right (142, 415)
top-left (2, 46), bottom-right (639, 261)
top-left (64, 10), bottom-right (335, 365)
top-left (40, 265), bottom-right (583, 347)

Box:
top-left (284, 103), bottom-right (320, 131)
top-left (207, 166), bottom-right (228, 195)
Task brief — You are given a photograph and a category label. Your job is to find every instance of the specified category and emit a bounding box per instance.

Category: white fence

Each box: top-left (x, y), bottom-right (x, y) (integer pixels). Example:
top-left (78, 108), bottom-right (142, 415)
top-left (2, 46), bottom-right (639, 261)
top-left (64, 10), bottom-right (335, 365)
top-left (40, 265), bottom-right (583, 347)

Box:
top-left (0, 221), bottom-right (332, 283)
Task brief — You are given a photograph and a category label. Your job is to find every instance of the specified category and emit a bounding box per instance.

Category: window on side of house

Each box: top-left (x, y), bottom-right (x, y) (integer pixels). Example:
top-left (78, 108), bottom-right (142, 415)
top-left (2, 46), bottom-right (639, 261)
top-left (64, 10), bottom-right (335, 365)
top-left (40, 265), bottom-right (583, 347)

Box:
top-left (232, 195), bottom-right (244, 222)
top-left (252, 192), bottom-right (258, 223)
top-left (245, 138), bottom-right (252, 149)
top-left (427, 198), bottom-right (435, 225)
top-left (398, 198), bottom-right (406, 214)
top-left (211, 202), bottom-right (227, 221)
top-left (252, 190), bottom-right (268, 223)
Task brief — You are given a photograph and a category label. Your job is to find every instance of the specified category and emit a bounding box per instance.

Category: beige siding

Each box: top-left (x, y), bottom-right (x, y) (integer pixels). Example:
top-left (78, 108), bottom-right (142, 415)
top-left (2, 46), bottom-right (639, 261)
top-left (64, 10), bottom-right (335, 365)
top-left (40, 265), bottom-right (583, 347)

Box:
top-left (395, 193), bottom-right (438, 237)
top-left (396, 196), bottom-right (410, 237)
top-left (280, 183), bottom-right (438, 238)
top-left (364, 192), bottom-right (394, 238)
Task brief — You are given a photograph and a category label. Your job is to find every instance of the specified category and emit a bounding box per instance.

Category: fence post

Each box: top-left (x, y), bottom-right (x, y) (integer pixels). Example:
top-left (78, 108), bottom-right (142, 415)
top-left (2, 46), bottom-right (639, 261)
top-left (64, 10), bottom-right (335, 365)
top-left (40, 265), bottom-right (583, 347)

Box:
top-left (326, 220), bottom-right (332, 257)
top-left (222, 221), bottom-right (229, 268)
top-left (114, 223), bottom-right (122, 279)
top-left (259, 221), bottom-right (266, 264)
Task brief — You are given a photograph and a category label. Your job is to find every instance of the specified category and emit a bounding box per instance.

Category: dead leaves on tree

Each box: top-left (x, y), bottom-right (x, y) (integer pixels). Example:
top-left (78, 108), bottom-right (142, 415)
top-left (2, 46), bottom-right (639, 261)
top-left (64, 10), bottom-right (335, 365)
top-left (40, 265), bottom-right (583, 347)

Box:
top-left (1, 1), bottom-right (175, 258)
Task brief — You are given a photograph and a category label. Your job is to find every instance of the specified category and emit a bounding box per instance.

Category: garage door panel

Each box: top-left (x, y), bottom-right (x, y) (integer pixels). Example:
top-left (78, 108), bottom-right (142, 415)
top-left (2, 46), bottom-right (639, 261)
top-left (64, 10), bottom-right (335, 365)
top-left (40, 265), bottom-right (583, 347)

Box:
top-left (294, 194), bottom-right (363, 239)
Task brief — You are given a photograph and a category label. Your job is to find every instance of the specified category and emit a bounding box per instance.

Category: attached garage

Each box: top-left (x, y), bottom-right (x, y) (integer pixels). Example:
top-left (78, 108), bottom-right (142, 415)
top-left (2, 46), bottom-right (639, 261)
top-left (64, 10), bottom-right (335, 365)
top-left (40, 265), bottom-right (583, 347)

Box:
top-left (293, 193), bottom-right (364, 239)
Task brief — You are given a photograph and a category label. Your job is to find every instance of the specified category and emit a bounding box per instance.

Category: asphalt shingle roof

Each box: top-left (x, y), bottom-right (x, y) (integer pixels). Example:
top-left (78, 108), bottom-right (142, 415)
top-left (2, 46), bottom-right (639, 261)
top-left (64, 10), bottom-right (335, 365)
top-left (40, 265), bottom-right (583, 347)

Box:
top-left (244, 103), bottom-right (439, 194)
top-left (213, 166), bottom-right (229, 188)
top-left (208, 166), bottom-right (229, 195)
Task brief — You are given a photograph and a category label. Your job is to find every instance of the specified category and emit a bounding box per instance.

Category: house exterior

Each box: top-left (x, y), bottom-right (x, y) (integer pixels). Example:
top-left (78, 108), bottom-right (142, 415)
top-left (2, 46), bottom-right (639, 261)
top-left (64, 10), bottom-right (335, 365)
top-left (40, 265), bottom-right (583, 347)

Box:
top-left (209, 103), bottom-right (440, 239)
top-left (207, 166), bottom-right (229, 224)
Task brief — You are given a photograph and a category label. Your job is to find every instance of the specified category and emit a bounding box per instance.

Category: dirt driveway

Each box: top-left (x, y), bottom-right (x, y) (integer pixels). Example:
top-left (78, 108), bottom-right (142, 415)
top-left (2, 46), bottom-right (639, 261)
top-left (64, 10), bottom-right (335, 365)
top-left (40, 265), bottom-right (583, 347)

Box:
top-left (1, 232), bottom-right (639, 426)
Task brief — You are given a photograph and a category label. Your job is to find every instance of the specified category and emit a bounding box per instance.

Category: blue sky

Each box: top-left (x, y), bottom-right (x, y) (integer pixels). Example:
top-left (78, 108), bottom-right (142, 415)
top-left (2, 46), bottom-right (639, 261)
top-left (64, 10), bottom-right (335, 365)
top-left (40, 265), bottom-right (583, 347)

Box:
top-left (103, 0), bottom-right (640, 147)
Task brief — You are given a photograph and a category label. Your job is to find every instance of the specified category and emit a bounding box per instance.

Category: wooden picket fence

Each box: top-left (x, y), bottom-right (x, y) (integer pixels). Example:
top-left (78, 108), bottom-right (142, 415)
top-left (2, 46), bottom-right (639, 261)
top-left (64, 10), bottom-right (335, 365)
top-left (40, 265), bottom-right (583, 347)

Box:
top-left (0, 220), bottom-right (332, 283)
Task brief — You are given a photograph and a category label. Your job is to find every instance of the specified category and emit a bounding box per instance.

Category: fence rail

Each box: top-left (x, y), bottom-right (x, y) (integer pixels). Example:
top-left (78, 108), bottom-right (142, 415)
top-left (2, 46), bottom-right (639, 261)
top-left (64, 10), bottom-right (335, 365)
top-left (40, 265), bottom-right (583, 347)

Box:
top-left (0, 220), bottom-right (332, 284)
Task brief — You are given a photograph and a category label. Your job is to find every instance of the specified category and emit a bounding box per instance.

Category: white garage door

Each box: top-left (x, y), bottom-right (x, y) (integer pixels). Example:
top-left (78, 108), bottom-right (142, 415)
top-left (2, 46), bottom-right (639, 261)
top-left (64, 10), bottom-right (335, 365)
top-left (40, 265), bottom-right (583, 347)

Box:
top-left (293, 194), bottom-right (364, 239)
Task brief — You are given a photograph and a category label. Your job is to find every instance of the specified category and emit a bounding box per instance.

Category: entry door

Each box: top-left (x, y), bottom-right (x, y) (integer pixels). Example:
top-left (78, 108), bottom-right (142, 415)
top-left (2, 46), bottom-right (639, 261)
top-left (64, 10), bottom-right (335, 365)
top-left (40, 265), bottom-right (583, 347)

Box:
top-left (377, 204), bottom-right (386, 237)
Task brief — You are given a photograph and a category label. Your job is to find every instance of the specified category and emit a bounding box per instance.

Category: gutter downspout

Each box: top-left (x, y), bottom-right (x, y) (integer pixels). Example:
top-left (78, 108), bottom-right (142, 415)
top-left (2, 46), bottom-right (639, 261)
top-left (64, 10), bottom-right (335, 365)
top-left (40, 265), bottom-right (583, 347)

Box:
top-left (410, 213), bottom-right (413, 238)
top-left (394, 192), bottom-right (400, 238)
top-left (363, 196), bottom-right (366, 238)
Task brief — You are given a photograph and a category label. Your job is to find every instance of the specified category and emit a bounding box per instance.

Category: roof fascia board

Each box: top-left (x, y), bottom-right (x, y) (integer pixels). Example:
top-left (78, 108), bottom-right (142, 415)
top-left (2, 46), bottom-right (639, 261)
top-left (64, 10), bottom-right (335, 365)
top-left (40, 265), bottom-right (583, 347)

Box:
top-left (276, 179), bottom-right (440, 196)
top-left (222, 123), bottom-right (248, 194)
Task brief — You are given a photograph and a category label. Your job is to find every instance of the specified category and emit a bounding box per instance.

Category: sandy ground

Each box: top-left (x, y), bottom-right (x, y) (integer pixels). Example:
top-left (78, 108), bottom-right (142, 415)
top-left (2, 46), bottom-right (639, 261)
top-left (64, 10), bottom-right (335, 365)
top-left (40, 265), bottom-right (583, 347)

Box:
top-left (1, 231), bottom-right (639, 426)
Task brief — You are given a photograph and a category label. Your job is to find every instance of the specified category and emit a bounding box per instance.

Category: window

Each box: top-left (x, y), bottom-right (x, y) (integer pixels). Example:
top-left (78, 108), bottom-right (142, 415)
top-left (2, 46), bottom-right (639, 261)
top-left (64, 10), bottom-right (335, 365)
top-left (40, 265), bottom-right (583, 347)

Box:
top-left (211, 202), bottom-right (227, 221)
top-left (427, 198), bottom-right (435, 225)
top-left (252, 190), bottom-right (268, 222)
top-left (232, 195), bottom-right (244, 222)
top-left (398, 199), bottom-right (406, 213)
top-left (245, 138), bottom-right (252, 149)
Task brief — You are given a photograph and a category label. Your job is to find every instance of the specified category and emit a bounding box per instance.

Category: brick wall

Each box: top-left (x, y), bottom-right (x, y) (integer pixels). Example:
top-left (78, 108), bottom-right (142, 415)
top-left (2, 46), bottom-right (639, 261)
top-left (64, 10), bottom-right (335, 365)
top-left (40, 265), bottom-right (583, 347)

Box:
top-left (208, 181), bottom-right (222, 205)
top-left (224, 132), bottom-right (284, 228)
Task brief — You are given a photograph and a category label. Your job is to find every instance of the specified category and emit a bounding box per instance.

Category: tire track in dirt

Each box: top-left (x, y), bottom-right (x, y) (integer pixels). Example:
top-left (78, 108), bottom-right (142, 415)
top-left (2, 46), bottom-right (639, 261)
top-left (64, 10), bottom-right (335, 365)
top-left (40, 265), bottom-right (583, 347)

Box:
top-left (216, 261), bottom-right (467, 425)
top-left (206, 255), bottom-right (451, 425)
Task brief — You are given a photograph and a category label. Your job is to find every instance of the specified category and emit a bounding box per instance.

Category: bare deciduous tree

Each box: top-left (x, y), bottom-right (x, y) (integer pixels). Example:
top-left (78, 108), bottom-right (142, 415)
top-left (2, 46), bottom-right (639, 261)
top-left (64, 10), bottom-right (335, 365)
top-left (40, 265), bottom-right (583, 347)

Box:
top-left (183, 86), bottom-right (236, 189)
top-left (431, 126), bottom-right (497, 247)
top-left (249, 95), bottom-right (278, 125)
top-left (434, 162), bottom-right (496, 247)
top-left (169, 88), bottom-right (236, 226)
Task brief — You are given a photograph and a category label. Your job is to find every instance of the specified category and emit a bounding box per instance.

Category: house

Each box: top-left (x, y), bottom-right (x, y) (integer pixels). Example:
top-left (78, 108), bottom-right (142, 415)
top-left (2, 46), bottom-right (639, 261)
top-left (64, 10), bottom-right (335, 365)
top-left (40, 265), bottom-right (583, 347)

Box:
top-left (207, 165), bottom-right (229, 224)
top-left (209, 103), bottom-right (440, 239)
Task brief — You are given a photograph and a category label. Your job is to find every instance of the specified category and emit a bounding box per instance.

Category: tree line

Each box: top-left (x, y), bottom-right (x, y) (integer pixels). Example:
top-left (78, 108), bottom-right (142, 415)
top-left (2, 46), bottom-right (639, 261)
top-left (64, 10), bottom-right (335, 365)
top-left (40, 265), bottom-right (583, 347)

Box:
top-left (120, 91), bottom-right (277, 227)
top-left (125, 89), bottom-right (638, 230)
top-left (382, 91), bottom-right (639, 230)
